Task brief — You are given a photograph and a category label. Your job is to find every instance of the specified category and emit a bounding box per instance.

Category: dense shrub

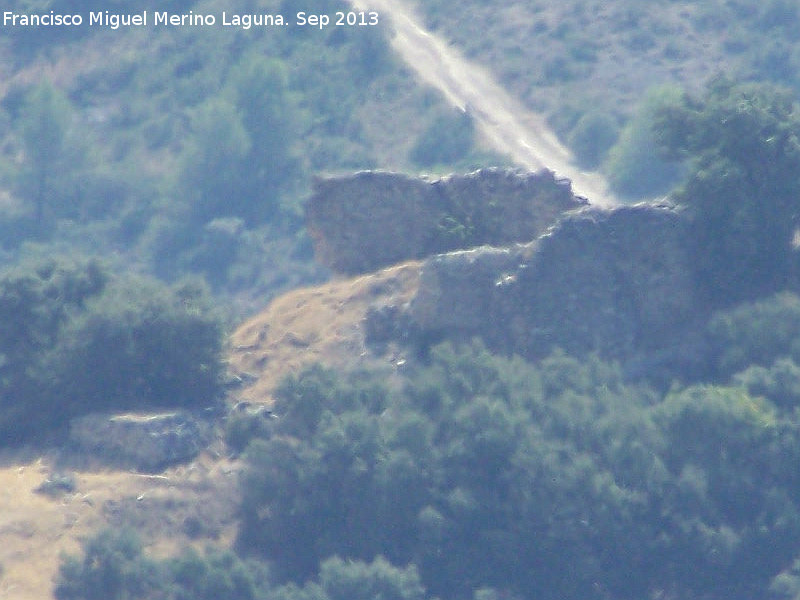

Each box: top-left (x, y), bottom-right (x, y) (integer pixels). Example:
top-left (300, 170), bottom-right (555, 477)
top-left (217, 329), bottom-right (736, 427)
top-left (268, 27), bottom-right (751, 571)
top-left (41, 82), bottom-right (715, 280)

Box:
top-left (603, 85), bottom-right (685, 198)
top-left (44, 276), bottom-right (224, 417)
top-left (0, 258), bottom-right (109, 442)
top-left (56, 530), bottom-right (430, 600)
top-left (235, 342), bottom-right (800, 600)
top-left (654, 79), bottom-right (800, 305)
top-left (0, 260), bottom-right (224, 444)
top-left (55, 529), bottom-right (162, 600)
top-left (409, 107), bottom-right (475, 167)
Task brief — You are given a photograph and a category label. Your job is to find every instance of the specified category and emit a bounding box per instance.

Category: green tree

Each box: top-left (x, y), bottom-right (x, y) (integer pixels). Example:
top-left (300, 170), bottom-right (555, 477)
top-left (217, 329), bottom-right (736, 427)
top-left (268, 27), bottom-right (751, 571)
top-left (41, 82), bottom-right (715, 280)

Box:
top-left (167, 547), bottom-right (270, 600)
top-left (176, 98), bottom-right (252, 224)
top-left (0, 257), bottom-right (108, 443)
top-left (175, 55), bottom-right (301, 227)
top-left (603, 85), bottom-right (685, 199)
top-left (652, 384), bottom-right (800, 598)
top-left (44, 275), bottom-right (224, 419)
top-left (54, 529), bottom-right (162, 600)
top-left (225, 54), bottom-right (300, 221)
top-left (653, 79), bottom-right (800, 305)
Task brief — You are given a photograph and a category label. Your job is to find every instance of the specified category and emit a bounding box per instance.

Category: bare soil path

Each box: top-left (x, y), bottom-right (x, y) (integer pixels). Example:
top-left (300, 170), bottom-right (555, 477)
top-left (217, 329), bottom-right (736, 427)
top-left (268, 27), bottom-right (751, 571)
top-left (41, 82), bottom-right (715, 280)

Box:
top-left (352, 0), bottom-right (617, 207)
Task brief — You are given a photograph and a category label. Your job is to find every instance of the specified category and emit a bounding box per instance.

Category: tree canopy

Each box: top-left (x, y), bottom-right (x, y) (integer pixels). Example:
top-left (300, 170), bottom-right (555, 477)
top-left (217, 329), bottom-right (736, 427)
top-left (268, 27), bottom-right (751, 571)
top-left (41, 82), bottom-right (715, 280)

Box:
top-left (653, 79), bottom-right (800, 305)
top-left (228, 342), bottom-right (800, 600)
top-left (0, 259), bottom-right (224, 444)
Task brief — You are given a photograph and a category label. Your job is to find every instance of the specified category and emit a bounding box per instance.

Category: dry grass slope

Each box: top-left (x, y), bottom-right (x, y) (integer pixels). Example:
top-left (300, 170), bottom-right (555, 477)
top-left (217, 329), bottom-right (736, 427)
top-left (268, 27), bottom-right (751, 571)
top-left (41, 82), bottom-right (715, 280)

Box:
top-left (0, 450), bottom-right (241, 599)
top-left (228, 260), bottom-right (422, 404)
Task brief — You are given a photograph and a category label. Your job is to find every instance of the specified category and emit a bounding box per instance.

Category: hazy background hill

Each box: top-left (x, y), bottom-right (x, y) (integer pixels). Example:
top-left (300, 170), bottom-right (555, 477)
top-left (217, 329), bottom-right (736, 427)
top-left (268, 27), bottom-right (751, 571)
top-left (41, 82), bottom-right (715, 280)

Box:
top-left (414, 0), bottom-right (800, 196)
top-left (416, 0), bottom-right (800, 129)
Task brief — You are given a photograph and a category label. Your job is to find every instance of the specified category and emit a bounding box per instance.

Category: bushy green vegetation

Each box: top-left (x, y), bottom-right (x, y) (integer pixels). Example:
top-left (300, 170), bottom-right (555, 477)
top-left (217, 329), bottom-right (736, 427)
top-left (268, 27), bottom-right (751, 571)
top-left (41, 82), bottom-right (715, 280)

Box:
top-left (45, 275), bottom-right (224, 414)
top-left (706, 292), bottom-right (800, 377)
top-left (55, 529), bottom-right (272, 600)
top-left (221, 343), bottom-right (800, 600)
top-left (0, 258), bottom-right (224, 444)
top-left (603, 85), bottom-right (685, 199)
top-left (56, 529), bottom-right (430, 600)
top-left (56, 328), bottom-right (800, 598)
top-left (654, 79), bottom-right (800, 305)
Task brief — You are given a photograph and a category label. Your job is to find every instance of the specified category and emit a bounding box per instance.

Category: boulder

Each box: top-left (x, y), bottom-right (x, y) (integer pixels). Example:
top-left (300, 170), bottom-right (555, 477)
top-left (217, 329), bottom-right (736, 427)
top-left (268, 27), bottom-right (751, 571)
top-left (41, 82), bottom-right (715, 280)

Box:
top-left (69, 411), bottom-right (214, 473)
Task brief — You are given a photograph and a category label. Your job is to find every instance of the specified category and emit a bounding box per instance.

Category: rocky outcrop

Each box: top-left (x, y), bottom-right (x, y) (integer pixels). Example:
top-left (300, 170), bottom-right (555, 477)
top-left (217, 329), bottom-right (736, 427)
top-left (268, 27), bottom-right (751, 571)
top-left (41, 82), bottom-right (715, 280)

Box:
top-left (233, 194), bottom-right (709, 404)
top-left (306, 168), bottom-right (586, 275)
top-left (69, 411), bottom-right (215, 472)
top-left (403, 201), bottom-right (704, 364)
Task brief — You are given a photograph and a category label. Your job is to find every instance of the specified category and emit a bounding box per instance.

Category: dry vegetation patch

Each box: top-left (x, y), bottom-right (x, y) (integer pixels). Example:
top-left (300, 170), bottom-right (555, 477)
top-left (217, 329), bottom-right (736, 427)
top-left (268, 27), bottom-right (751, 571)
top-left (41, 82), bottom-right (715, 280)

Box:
top-left (0, 450), bottom-right (240, 599)
top-left (228, 261), bottom-right (422, 405)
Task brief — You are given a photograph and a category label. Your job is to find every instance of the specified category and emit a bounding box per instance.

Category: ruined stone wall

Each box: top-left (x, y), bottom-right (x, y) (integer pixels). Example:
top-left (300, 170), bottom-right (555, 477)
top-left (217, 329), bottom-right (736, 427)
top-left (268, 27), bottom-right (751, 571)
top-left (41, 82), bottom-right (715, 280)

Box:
top-left (307, 167), bottom-right (706, 370)
top-left (406, 202), bottom-right (702, 364)
top-left (306, 168), bottom-right (586, 275)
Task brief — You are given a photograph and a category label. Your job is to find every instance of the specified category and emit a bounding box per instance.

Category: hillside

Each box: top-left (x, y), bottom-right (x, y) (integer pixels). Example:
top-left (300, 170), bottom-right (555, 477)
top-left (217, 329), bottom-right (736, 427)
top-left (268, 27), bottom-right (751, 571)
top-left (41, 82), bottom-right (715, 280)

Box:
top-left (229, 260), bottom-right (421, 404)
top-left (350, 0), bottom-right (616, 205)
top-left (3, 0), bottom-right (800, 597)
top-left (406, 0), bottom-right (800, 198)
top-left (0, 0), bottom-right (504, 314)
top-left (0, 169), bottom-right (581, 596)
top-left (411, 0), bottom-right (800, 128)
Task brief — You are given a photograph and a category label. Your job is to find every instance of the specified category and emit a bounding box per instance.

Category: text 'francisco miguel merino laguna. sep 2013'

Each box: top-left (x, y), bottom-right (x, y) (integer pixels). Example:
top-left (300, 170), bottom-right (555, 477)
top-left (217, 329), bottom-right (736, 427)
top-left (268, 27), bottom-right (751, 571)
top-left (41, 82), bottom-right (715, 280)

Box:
top-left (2, 10), bottom-right (380, 29)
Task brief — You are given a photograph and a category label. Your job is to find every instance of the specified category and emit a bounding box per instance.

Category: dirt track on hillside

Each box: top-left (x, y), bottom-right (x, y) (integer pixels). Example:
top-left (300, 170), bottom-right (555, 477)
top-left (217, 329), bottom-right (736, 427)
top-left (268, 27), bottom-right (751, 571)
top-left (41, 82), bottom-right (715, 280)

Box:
top-left (350, 0), bottom-right (617, 207)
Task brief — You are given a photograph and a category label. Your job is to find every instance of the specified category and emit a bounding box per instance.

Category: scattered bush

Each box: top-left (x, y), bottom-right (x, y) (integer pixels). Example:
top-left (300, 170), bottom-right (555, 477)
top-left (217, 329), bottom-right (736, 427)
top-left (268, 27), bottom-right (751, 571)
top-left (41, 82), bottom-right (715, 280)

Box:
top-left (567, 110), bottom-right (619, 168)
top-left (603, 85), bottom-right (685, 199)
